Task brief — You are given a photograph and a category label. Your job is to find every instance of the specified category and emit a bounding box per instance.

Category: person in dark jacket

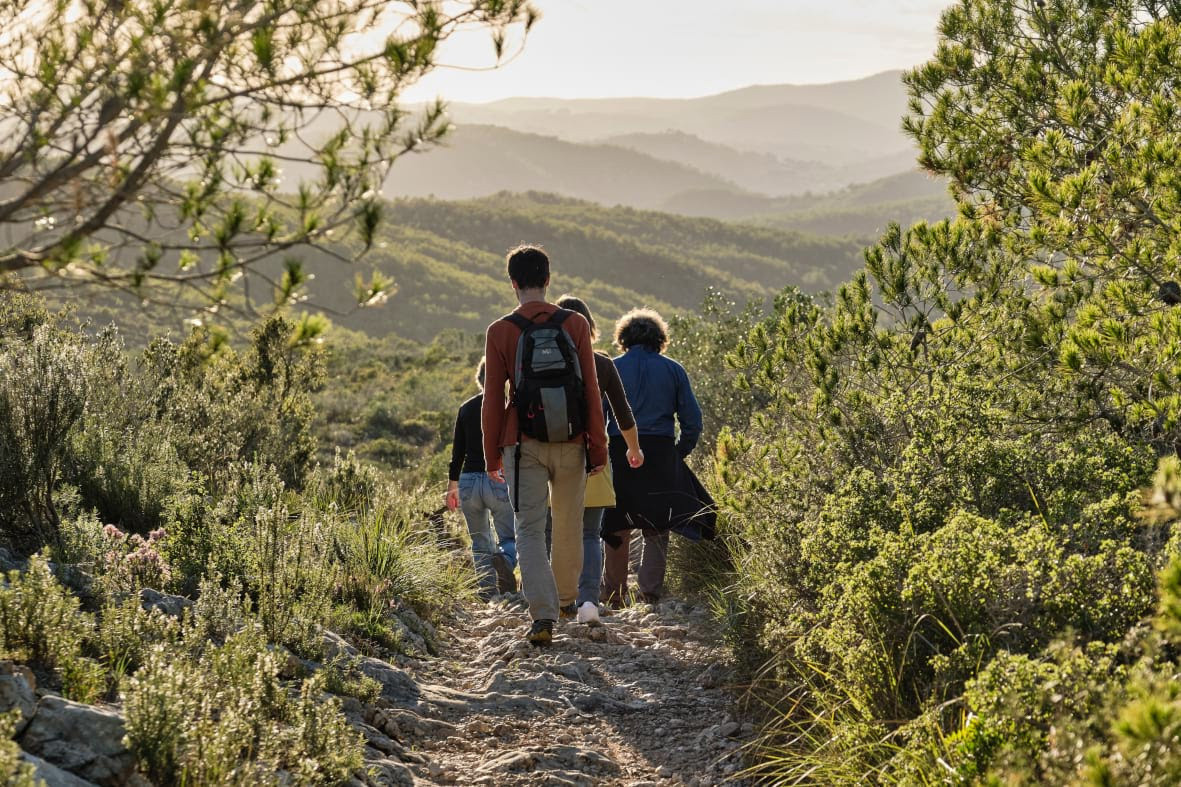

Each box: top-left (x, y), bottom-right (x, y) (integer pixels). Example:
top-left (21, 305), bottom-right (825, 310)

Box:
top-left (447, 358), bottom-right (516, 597)
top-left (602, 308), bottom-right (707, 605)
top-left (553, 295), bottom-right (644, 625)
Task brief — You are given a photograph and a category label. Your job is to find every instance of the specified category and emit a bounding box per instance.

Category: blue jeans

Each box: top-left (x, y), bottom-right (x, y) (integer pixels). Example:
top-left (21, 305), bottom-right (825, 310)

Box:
top-left (546, 506), bottom-right (606, 607)
top-left (458, 472), bottom-right (516, 593)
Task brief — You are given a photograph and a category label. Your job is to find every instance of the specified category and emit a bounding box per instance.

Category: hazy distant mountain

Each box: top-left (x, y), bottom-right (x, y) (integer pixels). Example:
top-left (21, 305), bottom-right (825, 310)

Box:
top-left (602, 131), bottom-right (920, 198)
top-left (602, 131), bottom-right (835, 195)
top-left (382, 125), bottom-right (756, 210)
top-left (263, 71), bottom-right (928, 221)
top-left (444, 71), bottom-right (912, 165)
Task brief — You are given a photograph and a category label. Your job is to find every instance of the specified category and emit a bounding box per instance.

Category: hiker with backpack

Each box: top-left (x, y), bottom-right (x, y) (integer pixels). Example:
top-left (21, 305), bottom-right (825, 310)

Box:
top-left (601, 308), bottom-right (711, 606)
top-left (552, 295), bottom-right (644, 626)
top-left (446, 357), bottom-right (518, 598)
top-left (482, 245), bottom-right (608, 647)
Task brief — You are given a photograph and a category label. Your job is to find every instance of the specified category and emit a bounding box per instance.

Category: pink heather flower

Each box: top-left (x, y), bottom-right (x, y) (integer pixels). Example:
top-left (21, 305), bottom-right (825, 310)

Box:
top-left (102, 524), bottom-right (124, 540)
top-left (148, 528), bottom-right (166, 543)
top-left (128, 534), bottom-right (146, 548)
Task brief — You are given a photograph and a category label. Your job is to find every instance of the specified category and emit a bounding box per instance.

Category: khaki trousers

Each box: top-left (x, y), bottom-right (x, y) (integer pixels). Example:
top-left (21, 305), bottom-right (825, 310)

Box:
top-left (503, 440), bottom-right (587, 622)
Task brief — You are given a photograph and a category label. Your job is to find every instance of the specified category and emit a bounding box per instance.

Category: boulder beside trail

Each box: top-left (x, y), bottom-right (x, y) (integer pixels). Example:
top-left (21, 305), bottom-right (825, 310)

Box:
top-left (0, 662), bottom-right (36, 735)
top-left (138, 588), bottom-right (193, 618)
top-left (19, 752), bottom-right (99, 787)
top-left (17, 696), bottom-right (137, 786)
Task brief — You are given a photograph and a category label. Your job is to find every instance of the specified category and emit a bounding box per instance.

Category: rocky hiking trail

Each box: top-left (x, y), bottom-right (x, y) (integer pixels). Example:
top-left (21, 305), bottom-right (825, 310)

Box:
top-left (352, 594), bottom-right (753, 787)
top-left (2, 573), bottom-right (752, 786)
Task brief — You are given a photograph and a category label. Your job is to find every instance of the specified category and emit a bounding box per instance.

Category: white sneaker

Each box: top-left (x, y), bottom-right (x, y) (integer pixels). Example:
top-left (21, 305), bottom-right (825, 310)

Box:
top-left (576, 601), bottom-right (601, 625)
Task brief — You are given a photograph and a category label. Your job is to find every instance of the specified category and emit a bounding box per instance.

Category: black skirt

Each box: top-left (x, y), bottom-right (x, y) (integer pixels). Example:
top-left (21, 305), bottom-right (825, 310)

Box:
top-left (601, 434), bottom-right (716, 544)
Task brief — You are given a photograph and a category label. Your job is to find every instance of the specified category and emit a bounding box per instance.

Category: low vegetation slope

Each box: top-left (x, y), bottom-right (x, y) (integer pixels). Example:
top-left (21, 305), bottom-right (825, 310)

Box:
top-left (301, 192), bottom-right (864, 342)
top-left (663, 170), bottom-right (955, 236)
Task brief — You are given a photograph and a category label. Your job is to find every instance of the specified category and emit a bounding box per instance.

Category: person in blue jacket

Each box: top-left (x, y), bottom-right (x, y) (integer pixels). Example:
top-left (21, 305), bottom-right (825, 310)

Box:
top-left (601, 308), bottom-right (707, 605)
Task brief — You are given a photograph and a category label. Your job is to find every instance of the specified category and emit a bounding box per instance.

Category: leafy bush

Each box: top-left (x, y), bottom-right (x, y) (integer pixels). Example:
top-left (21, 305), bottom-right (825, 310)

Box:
top-left (135, 318), bottom-right (323, 491)
top-left (0, 322), bottom-right (94, 552)
top-left (0, 555), bottom-right (104, 702)
top-left (327, 481), bottom-right (473, 636)
top-left (0, 711), bottom-right (38, 786)
top-left (715, 214), bottom-right (1160, 780)
top-left (123, 624), bottom-right (362, 786)
top-left (96, 598), bottom-right (181, 681)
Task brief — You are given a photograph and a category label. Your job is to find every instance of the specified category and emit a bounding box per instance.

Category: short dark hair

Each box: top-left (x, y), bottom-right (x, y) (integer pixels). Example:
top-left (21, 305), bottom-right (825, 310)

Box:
top-left (475, 356), bottom-right (486, 389)
top-left (506, 245), bottom-right (549, 290)
top-left (556, 294), bottom-right (596, 340)
top-left (615, 308), bottom-right (669, 353)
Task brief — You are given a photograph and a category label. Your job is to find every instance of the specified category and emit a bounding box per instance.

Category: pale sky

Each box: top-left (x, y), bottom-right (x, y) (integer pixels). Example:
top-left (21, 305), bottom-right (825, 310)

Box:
top-left (403, 0), bottom-right (951, 103)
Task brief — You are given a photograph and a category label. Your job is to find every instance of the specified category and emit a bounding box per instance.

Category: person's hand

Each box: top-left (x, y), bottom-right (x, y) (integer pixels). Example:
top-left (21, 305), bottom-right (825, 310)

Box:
top-left (489, 468), bottom-right (506, 484)
top-left (445, 481), bottom-right (459, 511)
top-left (626, 447), bottom-right (644, 469)
top-left (589, 464), bottom-right (607, 476)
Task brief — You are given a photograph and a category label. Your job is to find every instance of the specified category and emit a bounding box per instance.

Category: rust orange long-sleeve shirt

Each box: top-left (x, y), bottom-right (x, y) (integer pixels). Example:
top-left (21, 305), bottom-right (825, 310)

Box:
top-left (482, 302), bottom-right (608, 473)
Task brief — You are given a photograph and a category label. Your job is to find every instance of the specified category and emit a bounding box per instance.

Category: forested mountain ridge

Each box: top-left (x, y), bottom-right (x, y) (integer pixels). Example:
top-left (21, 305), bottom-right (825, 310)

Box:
top-left (301, 193), bottom-right (864, 342)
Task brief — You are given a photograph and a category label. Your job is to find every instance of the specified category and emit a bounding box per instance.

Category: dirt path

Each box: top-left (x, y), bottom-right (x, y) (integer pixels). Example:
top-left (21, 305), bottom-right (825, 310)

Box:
top-left (350, 594), bottom-right (752, 786)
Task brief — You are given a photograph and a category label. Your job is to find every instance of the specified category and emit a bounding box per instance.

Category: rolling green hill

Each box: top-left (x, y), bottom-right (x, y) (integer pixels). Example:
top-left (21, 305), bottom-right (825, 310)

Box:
top-left (295, 192), bottom-right (864, 342)
top-left (662, 170), bottom-right (956, 236)
top-left (750, 171), bottom-right (956, 237)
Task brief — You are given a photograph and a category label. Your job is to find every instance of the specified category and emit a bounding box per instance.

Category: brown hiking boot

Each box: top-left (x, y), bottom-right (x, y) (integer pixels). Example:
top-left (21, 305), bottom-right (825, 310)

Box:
top-left (491, 553), bottom-right (516, 594)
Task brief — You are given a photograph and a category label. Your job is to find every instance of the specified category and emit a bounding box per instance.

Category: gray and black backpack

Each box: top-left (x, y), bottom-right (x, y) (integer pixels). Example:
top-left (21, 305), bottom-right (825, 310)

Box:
top-left (501, 309), bottom-right (589, 509)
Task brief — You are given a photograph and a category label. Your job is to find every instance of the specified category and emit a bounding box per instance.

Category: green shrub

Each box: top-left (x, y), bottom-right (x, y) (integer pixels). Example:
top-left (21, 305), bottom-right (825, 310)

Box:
top-left (123, 624), bottom-right (362, 786)
top-left (0, 710), bottom-right (39, 786)
top-left (0, 323), bottom-right (93, 552)
top-left (96, 598), bottom-right (181, 681)
top-left (161, 461), bottom-right (336, 653)
top-left (331, 487), bottom-right (473, 631)
top-left (247, 498), bottom-right (336, 655)
top-left (67, 417), bottom-right (190, 536)
top-left (191, 574), bottom-right (251, 644)
top-left (951, 641), bottom-right (1123, 783)
top-left (0, 555), bottom-right (104, 702)
top-left (136, 317), bottom-right (322, 491)
top-left (320, 656), bottom-right (382, 704)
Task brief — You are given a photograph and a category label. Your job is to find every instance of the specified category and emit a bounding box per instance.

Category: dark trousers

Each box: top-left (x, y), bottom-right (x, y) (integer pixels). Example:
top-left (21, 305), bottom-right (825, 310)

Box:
top-left (602, 527), bottom-right (669, 603)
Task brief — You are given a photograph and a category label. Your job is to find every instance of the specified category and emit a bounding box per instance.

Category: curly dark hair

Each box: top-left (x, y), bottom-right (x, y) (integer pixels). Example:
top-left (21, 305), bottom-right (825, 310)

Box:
top-left (614, 308), bottom-right (669, 353)
top-left (506, 244), bottom-right (549, 289)
top-left (556, 294), bottom-right (596, 340)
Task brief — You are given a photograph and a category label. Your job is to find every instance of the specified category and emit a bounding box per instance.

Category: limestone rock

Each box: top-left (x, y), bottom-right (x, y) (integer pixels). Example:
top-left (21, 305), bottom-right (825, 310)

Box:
top-left (0, 548), bottom-right (25, 573)
top-left (18, 696), bottom-right (137, 785)
top-left (361, 753), bottom-right (414, 786)
top-left (357, 657), bottom-right (419, 704)
top-left (0, 662), bottom-right (36, 734)
top-left (477, 749), bottom-right (535, 773)
top-left (321, 629), bottom-right (359, 661)
top-left (18, 753), bottom-right (98, 787)
top-left (139, 588), bottom-right (193, 618)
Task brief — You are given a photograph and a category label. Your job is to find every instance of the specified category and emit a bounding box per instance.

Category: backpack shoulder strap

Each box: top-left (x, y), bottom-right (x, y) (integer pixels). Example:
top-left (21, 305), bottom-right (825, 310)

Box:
top-left (547, 308), bottom-right (572, 326)
top-left (501, 313), bottom-right (533, 332)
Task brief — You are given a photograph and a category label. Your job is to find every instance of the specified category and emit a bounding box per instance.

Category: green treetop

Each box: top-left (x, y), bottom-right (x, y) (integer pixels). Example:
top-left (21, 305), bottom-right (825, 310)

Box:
top-left (0, 0), bottom-right (536, 314)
